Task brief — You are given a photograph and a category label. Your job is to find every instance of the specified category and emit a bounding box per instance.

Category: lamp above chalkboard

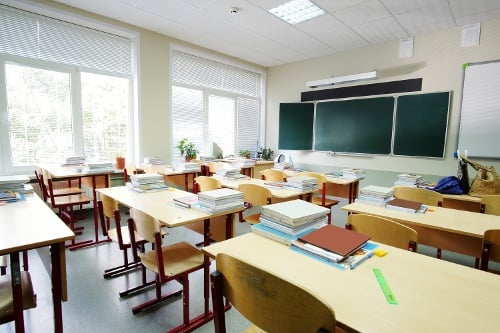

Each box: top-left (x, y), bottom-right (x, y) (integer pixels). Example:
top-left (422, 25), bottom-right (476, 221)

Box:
top-left (306, 70), bottom-right (377, 88)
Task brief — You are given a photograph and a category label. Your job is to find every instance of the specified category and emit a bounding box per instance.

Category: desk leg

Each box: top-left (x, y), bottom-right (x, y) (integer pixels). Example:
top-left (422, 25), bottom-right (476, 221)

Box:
top-left (68, 174), bottom-right (111, 250)
top-left (51, 242), bottom-right (65, 333)
top-left (10, 252), bottom-right (25, 333)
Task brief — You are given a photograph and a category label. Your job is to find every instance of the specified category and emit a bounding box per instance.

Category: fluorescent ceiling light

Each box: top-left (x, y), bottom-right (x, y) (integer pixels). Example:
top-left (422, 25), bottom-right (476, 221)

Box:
top-left (306, 70), bottom-right (378, 88)
top-left (269, 0), bottom-right (325, 25)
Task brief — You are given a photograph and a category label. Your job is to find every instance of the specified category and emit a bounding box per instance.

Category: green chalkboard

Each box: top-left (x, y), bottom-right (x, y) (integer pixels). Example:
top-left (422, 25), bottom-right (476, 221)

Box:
top-left (278, 103), bottom-right (314, 150)
top-left (314, 97), bottom-right (395, 154)
top-left (393, 92), bottom-right (450, 158)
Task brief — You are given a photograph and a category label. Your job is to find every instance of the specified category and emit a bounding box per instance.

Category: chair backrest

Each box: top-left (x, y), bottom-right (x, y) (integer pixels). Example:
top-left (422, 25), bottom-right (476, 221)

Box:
top-left (207, 161), bottom-right (225, 174)
top-left (34, 169), bottom-right (48, 201)
top-left (129, 208), bottom-right (161, 243)
top-left (393, 186), bottom-right (443, 206)
top-left (237, 183), bottom-right (272, 206)
top-left (347, 213), bottom-right (418, 251)
top-left (211, 253), bottom-right (336, 333)
top-left (481, 229), bottom-right (500, 270)
top-left (100, 193), bottom-right (119, 219)
top-left (194, 176), bottom-right (221, 193)
top-left (260, 169), bottom-right (286, 182)
top-left (480, 195), bottom-right (500, 215)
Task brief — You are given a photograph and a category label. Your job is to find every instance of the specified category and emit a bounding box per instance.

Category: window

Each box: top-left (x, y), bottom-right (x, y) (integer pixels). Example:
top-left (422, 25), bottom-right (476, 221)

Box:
top-left (171, 49), bottom-right (264, 164)
top-left (0, 4), bottom-right (134, 175)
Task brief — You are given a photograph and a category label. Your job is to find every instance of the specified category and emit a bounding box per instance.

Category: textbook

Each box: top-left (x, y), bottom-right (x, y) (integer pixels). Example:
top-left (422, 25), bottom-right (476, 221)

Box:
top-left (297, 224), bottom-right (370, 258)
top-left (173, 195), bottom-right (198, 208)
top-left (385, 198), bottom-right (422, 213)
top-left (260, 199), bottom-right (330, 227)
top-left (251, 223), bottom-right (320, 246)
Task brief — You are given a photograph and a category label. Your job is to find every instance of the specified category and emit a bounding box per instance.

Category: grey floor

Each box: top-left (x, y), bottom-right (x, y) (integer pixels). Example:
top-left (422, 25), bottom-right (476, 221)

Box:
top-left (2, 198), bottom-right (492, 333)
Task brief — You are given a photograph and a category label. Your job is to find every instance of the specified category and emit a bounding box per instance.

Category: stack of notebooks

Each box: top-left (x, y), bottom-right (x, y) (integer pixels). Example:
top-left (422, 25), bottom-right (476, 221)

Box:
top-left (214, 166), bottom-right (245, 180)
top-left (385, 198), bottom-right (428, 214)
top-left (341, 168), bottom-right (366, 180)
top-left (83, 161), bottom-right (115, 173)
top-left (63, 156), bottom-right (86, 166)
top-left (176, 162), bottom-right (201, 172)
top-left (251, 199), bottom-right (329, 245)
top-left (355, 185), bottom-right (394, 206)
top-left (196, 188), bottom-right (244, 214)
top-left (235, 159), bottom-right (255, 167)
top-left (0, 175), bottom-right (29, 202)
top-left (290, 224), bottom-right (378, 270)
top-left (285, 176), bottom-right (319, 191)
top-left (128, 173), bottom-right (168, 192)
top-left (143, 157), bottom-right (164, 165)
top-left (394, 173), bottom-right (423, 187)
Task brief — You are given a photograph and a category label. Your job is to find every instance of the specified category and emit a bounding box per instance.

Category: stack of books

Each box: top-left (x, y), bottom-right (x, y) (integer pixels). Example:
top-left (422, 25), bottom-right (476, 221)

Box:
top-left (290, 224), bottom-right (377, 270)
top-left (0, 175), bottom-right (29, 202)
top-left (342, 168), bottom-right (366, 180)
top-left (63, 156), bottom-right (86, 166)
top-left (172, 194), bottom-right (199, 208)
top-left (286, 176), bottom-right (319, 191)
top-left (215, 166), bottom-right (245, 180)
top-left (355, 185), bottom-right (394, 206)
top-left (251, 199), bottom-right (329, 245)
top-left (143, 157), bottom-right (164, 165)
top-left (394, 173), bottom-right (423, 187)
top-left (176, 162), bottom-right (201, 172)
top-left (196, 188), bottom-right (244, 214)
top-left (83, 161), bottom-right (114, 173)
top-left (128, 173), bottom-right (168, 192)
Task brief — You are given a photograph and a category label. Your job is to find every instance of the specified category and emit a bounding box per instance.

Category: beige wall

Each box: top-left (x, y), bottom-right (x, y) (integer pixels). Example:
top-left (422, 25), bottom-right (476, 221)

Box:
top-left (267, 18), bottom-right (500, 182)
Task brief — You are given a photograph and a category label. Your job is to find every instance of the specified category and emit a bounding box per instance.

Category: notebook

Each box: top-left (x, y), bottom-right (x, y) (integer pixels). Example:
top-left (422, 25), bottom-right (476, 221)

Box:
top-left (298, 224), bottom-right (370, 257)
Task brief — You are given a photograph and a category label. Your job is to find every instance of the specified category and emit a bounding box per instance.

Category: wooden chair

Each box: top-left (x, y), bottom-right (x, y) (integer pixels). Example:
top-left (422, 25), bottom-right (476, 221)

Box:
top-left (237, 183), bottom-right (272, 224)
top-left (260, 169), bottom-right (286, 182)
top-left (122, 208), bottom-right (205, 319)
top-left (346, 213), bottom-right (418, 251)
top-left (40, 171), bottom-right (92, 248)
top-left (480, 195), bottom-right (500, 215)
top-left (480, 229), bottom-right (500, 272)
top-left (210, 253), bottom-right (337, 333)
top-left (297, 171), bottom-right (339, 224)
top-left (34, 169), bottom-right (83, 202)
top-left (184, 176), bottom-right (229, 243)
top-left (98, 193), bottom-right (145, 278)
top-left (393, 186), bottom-right (441, 255)
top-left (0, 255), bottom-right (37, 325)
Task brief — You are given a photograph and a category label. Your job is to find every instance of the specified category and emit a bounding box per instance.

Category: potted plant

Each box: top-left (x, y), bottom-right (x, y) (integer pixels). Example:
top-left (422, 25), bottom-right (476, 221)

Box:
top-left (177, 138), bottom-right (199, 161)
top-left (114, 153), bottom-right (126, 169)
top-left (261, 148), bottom-right (274, 161)
top-left (239, 150), bottom-right (251, 159)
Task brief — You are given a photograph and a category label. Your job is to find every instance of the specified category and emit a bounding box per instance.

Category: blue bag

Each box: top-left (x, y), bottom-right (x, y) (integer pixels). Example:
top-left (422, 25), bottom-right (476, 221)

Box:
top-left (430, 176), bottom-right (463, 194)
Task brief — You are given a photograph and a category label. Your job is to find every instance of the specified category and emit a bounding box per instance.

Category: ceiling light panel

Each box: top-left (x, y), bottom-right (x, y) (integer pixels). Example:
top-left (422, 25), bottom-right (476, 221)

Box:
top-left (269, 0), bottom-right (326, 24)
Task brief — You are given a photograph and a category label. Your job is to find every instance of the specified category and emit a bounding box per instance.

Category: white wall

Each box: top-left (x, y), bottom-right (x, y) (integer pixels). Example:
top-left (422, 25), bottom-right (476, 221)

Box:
top-left (266, 18), bottom-right (500, 184)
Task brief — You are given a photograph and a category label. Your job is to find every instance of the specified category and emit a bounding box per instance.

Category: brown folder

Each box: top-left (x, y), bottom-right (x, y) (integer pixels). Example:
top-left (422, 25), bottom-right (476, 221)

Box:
top-left (298, 224), bottom-right (370, 257)
top-left (386, 198), bottom-right (422, 212)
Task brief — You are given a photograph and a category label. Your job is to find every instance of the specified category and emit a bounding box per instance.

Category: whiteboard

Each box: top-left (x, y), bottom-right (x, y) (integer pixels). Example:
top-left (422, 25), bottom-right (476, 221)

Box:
top-left (458, 60), bottom-right (500, 158)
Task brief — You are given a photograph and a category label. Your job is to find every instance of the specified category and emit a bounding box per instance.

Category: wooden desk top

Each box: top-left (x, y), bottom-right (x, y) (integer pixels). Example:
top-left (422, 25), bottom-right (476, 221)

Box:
top-left (146, 164), bottom-right (201, 176)
top-left (342, 202), bottom-right (500, 238)
top-left (203, 233), bottom-right (500, 333)
top-left (213, 176), bottom-right (315, 199)
top-left (41, 164), bottom-right (118, 178)
top-left (0, 194), bottom-right (75, 255)
top-left (97, 186), bottom-right (242, 228)
top-left (284, 169), bottom-right (361, 185)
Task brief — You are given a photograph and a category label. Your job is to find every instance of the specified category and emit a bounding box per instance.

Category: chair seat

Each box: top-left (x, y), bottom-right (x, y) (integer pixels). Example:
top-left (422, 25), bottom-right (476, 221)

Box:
top-left (53, 193), bottom-right (91, 206)
top-left (50, 187), bottom-right (83, 197)
top-left (310, 196), bottom-right (339, 208)
top-left (140, 241), bottom-right (204, 276)
top-left (242, 213), bottom-right (261, 225)
top-left (108, 226), bottom-right (144, 246)
top-left (0, 271), bottom-right (37, 323)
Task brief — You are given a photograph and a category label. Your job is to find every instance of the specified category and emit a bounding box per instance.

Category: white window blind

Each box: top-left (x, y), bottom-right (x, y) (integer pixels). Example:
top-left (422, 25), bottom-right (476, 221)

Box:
top-left (0, 4), bottom-right (132, 76)
top-left (171, 50), bottom-right (262, 162)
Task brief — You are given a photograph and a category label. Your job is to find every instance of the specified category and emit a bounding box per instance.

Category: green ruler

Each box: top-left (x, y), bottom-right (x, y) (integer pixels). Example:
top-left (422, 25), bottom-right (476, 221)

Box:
top-left (373, 268), bottom-right (398, 304)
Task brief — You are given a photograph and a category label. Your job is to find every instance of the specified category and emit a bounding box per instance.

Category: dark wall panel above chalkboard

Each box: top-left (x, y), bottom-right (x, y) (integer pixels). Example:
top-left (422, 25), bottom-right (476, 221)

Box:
top-left (393, 92), bottom-right (450, 158)
top-left (314, 97), bottom-right (395, 154)
top-left (278, 102), bottom-right (314, 150)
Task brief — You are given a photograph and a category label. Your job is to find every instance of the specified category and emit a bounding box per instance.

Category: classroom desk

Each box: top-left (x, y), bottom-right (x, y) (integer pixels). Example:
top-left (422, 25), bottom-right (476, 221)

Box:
top-left (342, 202), bottom-right (500, 258)
top-left (212, 176), bottom-right (316, 200)
top-left (0, 193), bottom-right (75, 333)
top-left (146, 164), bottom-right (200, 192)
top-left (202, 232), bottom-right (500, 333)
top-left (41, 164), bottom-right (115, 250)
top-left (285, 170), bottom-right (360, 203)
top-left (96, 186), bottom-right (243, 333)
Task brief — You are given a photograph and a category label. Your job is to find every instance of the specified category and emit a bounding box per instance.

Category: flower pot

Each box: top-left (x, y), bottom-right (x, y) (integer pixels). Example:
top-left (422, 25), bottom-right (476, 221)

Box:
top-left (115, 157), bottom-right (126, 169)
